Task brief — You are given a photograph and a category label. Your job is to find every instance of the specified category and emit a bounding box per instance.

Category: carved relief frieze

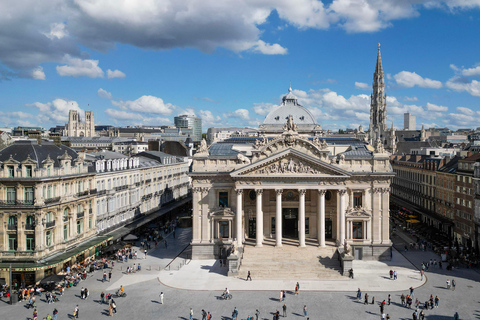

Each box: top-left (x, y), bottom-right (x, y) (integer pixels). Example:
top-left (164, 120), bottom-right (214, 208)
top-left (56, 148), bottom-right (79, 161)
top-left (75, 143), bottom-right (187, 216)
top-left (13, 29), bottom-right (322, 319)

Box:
top-left (345, 206), bottom-right (371, 218)
top-left (250, 157), bottom-right (322, 175)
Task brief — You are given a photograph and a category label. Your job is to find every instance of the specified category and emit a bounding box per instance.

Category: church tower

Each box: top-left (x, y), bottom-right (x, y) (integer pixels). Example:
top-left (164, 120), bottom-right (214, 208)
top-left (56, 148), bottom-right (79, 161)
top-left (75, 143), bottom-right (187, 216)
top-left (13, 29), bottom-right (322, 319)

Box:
top-left (369, 43), bottom-right (388, 146)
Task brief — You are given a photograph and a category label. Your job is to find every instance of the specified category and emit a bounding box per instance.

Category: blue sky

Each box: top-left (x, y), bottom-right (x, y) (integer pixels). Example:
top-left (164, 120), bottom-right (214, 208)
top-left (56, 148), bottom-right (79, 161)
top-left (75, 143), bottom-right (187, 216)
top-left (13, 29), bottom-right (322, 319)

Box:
top-left (1, 1), bottom-right (480, 131)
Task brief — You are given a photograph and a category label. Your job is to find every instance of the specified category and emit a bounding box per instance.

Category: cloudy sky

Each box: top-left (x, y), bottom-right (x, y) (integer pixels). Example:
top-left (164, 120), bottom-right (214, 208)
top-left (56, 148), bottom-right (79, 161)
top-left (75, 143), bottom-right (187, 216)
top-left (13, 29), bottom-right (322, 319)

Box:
top-left (1, 0), bottom-right (480, 131)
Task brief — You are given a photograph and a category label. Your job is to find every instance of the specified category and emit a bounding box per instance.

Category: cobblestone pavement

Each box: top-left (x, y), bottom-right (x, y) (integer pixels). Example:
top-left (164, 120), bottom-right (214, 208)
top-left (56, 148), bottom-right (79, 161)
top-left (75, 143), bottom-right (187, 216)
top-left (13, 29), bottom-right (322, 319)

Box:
top-left (1, 227), bottom-right (478, 320)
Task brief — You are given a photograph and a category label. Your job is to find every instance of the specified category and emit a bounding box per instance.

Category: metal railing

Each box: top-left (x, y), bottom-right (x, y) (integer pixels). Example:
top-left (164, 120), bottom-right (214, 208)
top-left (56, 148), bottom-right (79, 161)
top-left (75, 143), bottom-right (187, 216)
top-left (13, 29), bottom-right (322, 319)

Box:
top-left (77, 211), bottom-right (85, 219)
top-left (76, 191), bottom-right (89, 197)
top-left (25, 223), bottom-right (35, 230)
top-left (45, 220), bottom-right (56, 229)
top-left (45, 197), bottom-right (61, 204)
top-left (7, 224), bottom-right (17, 231)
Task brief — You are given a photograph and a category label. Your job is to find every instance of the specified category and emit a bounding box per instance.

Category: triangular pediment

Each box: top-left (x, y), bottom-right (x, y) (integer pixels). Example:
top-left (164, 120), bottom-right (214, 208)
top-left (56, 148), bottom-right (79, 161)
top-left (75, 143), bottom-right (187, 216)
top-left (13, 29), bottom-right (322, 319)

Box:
top-left (231, 148), bottom-right (350, 178)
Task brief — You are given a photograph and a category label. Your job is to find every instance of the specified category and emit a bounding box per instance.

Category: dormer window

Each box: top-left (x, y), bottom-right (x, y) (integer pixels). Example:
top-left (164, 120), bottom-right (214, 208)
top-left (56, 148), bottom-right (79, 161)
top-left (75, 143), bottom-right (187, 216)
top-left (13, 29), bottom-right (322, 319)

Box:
top-left (7, 165), bottom-right (14, 177)
top-left (47, 166), bottom-right (51, 177)
top-left (26, 165), bottom-right (32, 177)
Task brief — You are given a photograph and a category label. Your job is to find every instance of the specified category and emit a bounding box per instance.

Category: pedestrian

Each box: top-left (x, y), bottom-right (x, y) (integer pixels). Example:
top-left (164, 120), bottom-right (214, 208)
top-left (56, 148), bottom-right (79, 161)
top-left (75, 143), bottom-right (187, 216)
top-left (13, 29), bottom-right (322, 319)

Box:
top-left (202, 309), bottom-right (207, 320)
top-left (247, 270), bottom-right (252, 281)
top-left (410, 287), bottom-right (414, 298)
top-left (388, 294), bottom-right (391, 305)
top-left (84, 288), bottom-right (89, 300)
top-left (386, 314), bottom-right (390, 320)
top-left (190, 308), bottom-right (193, 320)
top-left (357, 288), bottom-right (362, 301)
top-left (364, 293), bottom-right (369, 305)
top-left (33, 309), bottom-right (38, 320)
top-left (420, 270), bottom-right (424, 281)
top-left (381, 312), bottom-right (386, 320)
top-left (452, 278), bottom-right (456, 291)
top-left (295, 284), bottom-right (299, 295)
top-left (393, 270), bottom-right (397, 280)
top-left (109, 271), bottom-right (112, 282)
top-left (74, 305), bottom-right (79, 319)
top-left (255, 309), bottom-right (260, 320)
top-left (80, 287), bottom-right (84, 299)
top-left (160, 292), bottom-right (164, 304)
top-left (112, 300), bottom-right (117, 313)
top-left (103, 272), bottom-right (107, 282)
top-left (52, 308), bottom-right (58, 320)
top-left (207, 311), bottom-right (211, 320)
top-left (232, 307), bottom-right (238, 320)
top-left (389, 269), bottom-right (393, 279)
top-left (303, 305), bottom-right (307, 317)
top-left (101, 292), bottom-right (105, 304)
top-left (434, 296), bottom-right (439, 308)
top-left (446, 279), bottom-right (450, 289)
top-left (283, 290), bottom-right (286, 301)
top-left (454, 312), bottom-right (459, 320)
top-left (108, 303), bottom-right (113, 317)
top-left (283, 303), bottom-right (287, 317)
top-left (372, 296), bottom-right (375, 305)
top-left (279, 290), bottom-right (283, 302)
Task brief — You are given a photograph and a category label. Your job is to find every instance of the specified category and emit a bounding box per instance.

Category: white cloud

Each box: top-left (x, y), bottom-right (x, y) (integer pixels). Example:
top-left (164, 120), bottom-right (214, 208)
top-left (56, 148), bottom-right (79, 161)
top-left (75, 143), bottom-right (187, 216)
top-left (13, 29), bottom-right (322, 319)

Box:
top-left (393, 71), bottom-right (442, 89)
top-left (403, 96), bottom-right (418, 101)
top-left (56, 55), bottom-right (104, 78)
top-left (250, 40), bottom-right (288, 55)
top-left (27, 98), bottom-right (83, 123)
top-left (461, 65), bottom-right (480, 77)
top-left (426, 103), bottom-right (448, 112)
top-left (224, 108), bottom-right (250, 120)
top-left (97, 88), bottom-right (112, 99)
top-left (105, 108), bottom-right (171, 125)
top-left (456, 106), bottom-right (475, 116)
top-left (31, 66), bottom-right (46, 80)
top-left (198, 110), bottom-right (222, 127)
top-left (105, 109), bottom-right (143, 120)
top-left (112, 95), bottom-right (175, 115)
top-left (43, 22), bottom-right (68, 40)
top-left (107, 69), bottom-right (126, 79)
top-left (446, 76), bottom-right (480, 96)
top-left (253, 102), bottom-right (277, 116)
top-left (355, 82), bottom-right (369, 90)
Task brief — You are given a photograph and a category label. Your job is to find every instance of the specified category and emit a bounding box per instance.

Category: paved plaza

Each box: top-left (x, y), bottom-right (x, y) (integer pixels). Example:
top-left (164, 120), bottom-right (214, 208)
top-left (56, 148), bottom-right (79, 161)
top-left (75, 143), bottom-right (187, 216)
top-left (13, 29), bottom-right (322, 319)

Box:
top-left (1, 227), bottom-right (479, 320)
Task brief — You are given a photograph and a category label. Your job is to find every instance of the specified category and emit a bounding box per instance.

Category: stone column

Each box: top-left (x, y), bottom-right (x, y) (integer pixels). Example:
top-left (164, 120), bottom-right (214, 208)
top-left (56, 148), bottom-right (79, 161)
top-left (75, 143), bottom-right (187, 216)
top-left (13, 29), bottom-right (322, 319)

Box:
top-left (298, 189), bottom-right (306, 247)
top-left (318, 190), bottom-right (326, 247)
top-left (338, 189), bottom-right (347, 245)
top-left (382, 188), bottom-right (390, 244)
top-left (35, 213), bottom-right (44, 251)
top-left (371, 188), bottom-right (381, 243)
top-left (275, 189), bottom-right (283, 247)
top-left (255, 189), bottom-right (263, 247)
top-left (235, 189), bottom-right (243, 248)
top-left (201, 188), bottom-right (210, 242)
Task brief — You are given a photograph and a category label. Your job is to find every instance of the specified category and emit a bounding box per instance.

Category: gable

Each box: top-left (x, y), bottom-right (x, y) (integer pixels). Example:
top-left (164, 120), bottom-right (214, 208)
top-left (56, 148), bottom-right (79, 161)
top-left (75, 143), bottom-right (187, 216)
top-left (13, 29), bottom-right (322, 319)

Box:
top-left (231, 148), bottom-right (350, 179)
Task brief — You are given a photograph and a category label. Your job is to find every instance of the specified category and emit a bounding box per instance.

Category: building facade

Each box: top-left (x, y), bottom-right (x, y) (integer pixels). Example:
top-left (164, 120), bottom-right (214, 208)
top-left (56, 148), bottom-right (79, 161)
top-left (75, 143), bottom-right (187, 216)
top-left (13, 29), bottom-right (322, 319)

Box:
top-left (0, 140), bottom-right (98, 286)
top-left (404, 113), bottom-right (416, 130)
top-left (191, 84), bottom-right (393, 262)
top-left (64, 110), bottom-right (95, 137)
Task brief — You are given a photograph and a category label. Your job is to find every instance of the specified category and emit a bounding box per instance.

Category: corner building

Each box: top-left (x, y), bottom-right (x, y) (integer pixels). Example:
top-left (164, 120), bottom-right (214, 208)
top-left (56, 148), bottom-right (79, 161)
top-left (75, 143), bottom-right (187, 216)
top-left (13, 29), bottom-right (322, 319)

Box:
top-left (191, 71), bottom-right (394, 261)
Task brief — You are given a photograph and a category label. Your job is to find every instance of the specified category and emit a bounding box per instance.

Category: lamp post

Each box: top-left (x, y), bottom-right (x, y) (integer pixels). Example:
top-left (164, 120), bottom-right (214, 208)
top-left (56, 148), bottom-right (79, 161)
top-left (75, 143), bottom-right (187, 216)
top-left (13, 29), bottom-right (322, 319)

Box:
top-left (9, 263), bottom-right (12, 305)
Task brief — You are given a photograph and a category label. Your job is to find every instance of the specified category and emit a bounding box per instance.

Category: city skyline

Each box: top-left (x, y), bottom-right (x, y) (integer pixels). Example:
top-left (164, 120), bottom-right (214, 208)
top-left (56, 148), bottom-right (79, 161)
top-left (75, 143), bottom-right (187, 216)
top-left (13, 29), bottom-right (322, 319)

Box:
top-left (1, 1), bottom-right (480, 131)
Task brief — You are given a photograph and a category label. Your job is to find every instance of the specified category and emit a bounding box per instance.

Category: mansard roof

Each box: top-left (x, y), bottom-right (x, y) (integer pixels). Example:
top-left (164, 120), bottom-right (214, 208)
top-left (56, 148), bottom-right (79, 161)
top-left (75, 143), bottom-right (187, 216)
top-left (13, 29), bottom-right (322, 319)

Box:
top-left (0, 140), bottom-right (78, 167)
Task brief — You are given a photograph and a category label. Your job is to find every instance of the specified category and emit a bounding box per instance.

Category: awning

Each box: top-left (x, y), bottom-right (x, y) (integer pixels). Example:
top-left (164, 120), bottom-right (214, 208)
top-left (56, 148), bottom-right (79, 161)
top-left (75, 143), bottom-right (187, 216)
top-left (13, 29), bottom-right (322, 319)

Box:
top-left (40, 274), bottom-right (66, 284)
top-left (406, 219), bottom-right (421, 223)
top-left (123, 234), bottom-right (138, 241)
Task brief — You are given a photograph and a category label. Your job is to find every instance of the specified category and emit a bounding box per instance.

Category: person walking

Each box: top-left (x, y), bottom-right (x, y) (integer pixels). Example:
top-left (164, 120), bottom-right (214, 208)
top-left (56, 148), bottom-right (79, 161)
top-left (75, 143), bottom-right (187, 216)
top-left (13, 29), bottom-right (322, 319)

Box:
top-left (202, 309), bottom-right (207, 320)
top-left (434, 296), bottom-right (439, 308)
top-left (393, 270), bottom-right (397, 280)
top-left (452, 278), bottom-right (456, 291)
top-left (33, 309), bottom-right (38, 320)
top-left (246, 270), bottom-right (252, 281)
top-left (389, 269), bottom-right (393, 279)
top-left (388, 294), bottom-right (391, 305)
top-left (279, 290), bottom-right (283, 302)
top-left (303, 305), bottom-right (307, 317)
top-left (101, 292), bottom-right (105, 304)
top-left (108, 303), bottom-right (113, 317)
top-left (255, 309), bottom-right (260, 320)
top-left (103, 272), bottom-right (107, 282)
top-left (283, 303), bottom-right (287, 317)
top-left (84, 288), bottom-right (89, 300)
top-left (364, 293), bottom-right (369, 305)
top-left (454, 312), bottom-right (459, 320)
top-left (108, 271), bottom-right (112, 282)
top-left (357, 288), bottom-right (362, 301)
top-left (232, 307), bottom-right (238, 320)
top-left (74, 305), bottom-right (79, 319)
top-left (446, 279), bottom-right (450, 289)
top-left (420, 270), bottom-right (424, 281)
top-left (80, 287), bottom-right (84, 299)
top-left (189, 308), bottom-right (193, 320)
top-left (283, 290), bottom-right (286, 302)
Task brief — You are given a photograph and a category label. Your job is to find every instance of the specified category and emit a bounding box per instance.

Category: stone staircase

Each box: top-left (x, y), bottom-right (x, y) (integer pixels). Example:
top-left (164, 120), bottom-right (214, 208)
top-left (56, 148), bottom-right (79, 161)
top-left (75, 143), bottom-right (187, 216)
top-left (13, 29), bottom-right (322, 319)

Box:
top-left (238, 238), bottom-right (343, 280)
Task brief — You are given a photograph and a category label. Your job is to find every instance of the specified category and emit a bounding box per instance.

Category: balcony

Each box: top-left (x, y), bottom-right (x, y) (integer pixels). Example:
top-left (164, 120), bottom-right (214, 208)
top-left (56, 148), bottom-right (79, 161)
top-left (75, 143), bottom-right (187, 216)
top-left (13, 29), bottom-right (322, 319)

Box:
top-left (76, 191), bottom-right (89, 197)
top-left (115, 185), bottom-right (128, 191)
top-left (0, 200), bottom-right (35, 206)
top-left (7, 224), bottom-right (17, 231)
top-left (63, 216), bottom-right (69, 222)
top-left (77, 211), bottom-right (85, 219)
top-left (45, 220), bottom-right (55, 229)
top-left (97, 190), bottom-right (107, 196)
top-left (90, 189), bottom-right (97, 195)
top-left (145, 179), bottom-right (151, 184)
top-left (44, 197), bottom-right (61, 205)
top-left (25, 223), bottom-right (35, 230)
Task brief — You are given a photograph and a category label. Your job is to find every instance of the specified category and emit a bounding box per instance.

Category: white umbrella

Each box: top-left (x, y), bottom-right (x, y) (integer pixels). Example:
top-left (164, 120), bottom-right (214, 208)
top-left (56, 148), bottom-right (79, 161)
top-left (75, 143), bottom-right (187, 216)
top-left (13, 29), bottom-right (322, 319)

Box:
top-left (123, 234), bottom-right (138, 241)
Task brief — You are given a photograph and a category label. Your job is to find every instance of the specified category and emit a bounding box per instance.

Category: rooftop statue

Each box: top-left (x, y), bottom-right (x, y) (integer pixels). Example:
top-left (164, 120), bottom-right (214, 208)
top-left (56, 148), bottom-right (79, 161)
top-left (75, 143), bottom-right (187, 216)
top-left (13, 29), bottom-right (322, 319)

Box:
top-left (283, 115), bottom-right (298, 132)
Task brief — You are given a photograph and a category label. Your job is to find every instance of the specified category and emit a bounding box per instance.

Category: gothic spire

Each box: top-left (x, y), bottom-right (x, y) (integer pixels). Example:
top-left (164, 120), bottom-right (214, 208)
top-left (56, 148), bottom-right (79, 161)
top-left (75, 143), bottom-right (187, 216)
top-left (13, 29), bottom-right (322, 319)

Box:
top-left (375, 43), bottom-right (383, 77)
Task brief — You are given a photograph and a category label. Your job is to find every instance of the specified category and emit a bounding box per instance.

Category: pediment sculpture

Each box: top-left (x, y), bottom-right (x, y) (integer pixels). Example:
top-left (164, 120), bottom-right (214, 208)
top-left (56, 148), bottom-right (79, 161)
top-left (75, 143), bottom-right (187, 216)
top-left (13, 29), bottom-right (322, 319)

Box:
top-left (253, 135), bottom-right (268, 150)
top-left (312, 136), bottom-right (328, 150)
top-left (197, 139), bottom-right (209, 154)
top-left (283, 114), bottom-right (298, 133)
top-left (345, 206), bottom-right (371, 217)
top-left (209, 206), bottom-right (234, 217)
top-left (251, 157), bottom-right (322, 175)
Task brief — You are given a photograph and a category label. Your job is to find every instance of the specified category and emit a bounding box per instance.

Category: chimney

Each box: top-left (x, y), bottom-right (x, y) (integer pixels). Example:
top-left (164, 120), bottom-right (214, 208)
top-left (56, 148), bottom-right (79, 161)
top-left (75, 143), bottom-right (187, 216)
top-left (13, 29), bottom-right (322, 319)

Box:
top-left (49, 133), bottom-right (61, 147)
top-left (28, 132), bottom-right (41, 145)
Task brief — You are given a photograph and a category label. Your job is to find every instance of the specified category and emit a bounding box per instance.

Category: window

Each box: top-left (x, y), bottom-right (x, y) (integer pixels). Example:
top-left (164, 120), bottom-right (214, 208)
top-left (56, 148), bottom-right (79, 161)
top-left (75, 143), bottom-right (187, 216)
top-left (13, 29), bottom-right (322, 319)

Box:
top-left (77, 220), bottom-right (82, 234)
top-left (46, 212), bottom-right (53, 223)
top-left (219, 192), bottom-right (228, 207)
top-left (218, 221), bottom-right (229, 238)
top-left (26, 234), bottom-right (35, 251)
top-left (353, 192), bottom-right (363, 207)
top-left (89, 217), bottom-right (92, 230)
top-left (6, 187), bottom-right (16, 204)
top-left (65, 183), bottom-right (68, 194)
top-left (8, 234), bottom-right (17, 251)
top-left (26, 165), bottom-right (32, 177)
top-left (7, 165), bottom-right (14, 177)
top-left (26, 215), bottom-right (34, 228)
top-left (47, 166), bottom-right (51, 177)
top-left (8, 215), bottom-right (17, 227)
top-left (46, 230), bottom-right (53, 247)
top-left (64, 208), bottom-right (69, 221)
top-left (47, 185), bottom-right (52, 199)
top-left (77, 204), bottom-right (82, 214)
top-left (25, 187), bottom-right (34, 204)
top-left (352, 221), bottom-right (363, 239)
top-left (64, 225), bottom-right (68, 241)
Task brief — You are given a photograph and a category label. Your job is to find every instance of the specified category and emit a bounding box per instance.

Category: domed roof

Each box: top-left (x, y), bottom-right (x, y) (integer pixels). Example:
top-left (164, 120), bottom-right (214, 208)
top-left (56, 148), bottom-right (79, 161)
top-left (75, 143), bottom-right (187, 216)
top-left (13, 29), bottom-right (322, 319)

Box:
top-left (263, 87), bottom-right (317, 126)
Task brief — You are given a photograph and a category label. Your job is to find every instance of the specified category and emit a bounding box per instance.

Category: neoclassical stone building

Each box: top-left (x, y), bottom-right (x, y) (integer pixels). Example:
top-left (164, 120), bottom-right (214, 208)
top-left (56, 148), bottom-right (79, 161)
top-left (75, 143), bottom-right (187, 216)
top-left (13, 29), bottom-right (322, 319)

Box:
top-left (191, 98), bottom-right (393, 262)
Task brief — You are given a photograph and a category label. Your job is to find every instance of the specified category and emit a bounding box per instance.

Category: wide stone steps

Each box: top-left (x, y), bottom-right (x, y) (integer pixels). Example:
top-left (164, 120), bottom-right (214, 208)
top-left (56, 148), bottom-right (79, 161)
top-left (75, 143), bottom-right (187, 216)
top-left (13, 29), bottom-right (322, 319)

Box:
top-left (238, 239), bottom-right (343, 280)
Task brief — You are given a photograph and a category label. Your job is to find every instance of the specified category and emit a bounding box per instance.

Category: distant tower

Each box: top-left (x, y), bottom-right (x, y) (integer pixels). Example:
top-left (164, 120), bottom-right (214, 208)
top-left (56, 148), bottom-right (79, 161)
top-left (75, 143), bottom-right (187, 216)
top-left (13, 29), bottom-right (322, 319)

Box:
top-left (65, 110), bottom-right (95, 137)
top-left (369, 43), bottom-right (387, 146)
top-left (85, 111), bottom-right (95, 137)
top-left (404, 112), bottom-right (416, 130)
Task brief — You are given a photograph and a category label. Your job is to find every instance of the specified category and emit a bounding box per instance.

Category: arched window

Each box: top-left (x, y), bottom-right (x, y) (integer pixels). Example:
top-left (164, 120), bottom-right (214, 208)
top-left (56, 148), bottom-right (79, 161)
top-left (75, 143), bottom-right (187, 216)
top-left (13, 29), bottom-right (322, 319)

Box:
top-left (64, 208), bottom-right (69, 221)
top-left (46, 212), bottom-right (53, 222)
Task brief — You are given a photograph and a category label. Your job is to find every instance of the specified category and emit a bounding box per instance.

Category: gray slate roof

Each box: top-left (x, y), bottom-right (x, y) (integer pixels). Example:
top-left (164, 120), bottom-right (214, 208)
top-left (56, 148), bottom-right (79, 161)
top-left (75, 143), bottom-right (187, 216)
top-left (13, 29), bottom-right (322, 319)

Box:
top-left (0, 140), bottom-right (78, 167)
